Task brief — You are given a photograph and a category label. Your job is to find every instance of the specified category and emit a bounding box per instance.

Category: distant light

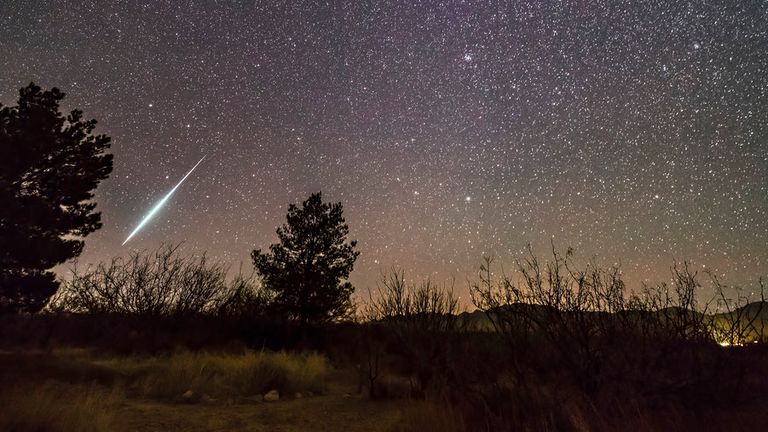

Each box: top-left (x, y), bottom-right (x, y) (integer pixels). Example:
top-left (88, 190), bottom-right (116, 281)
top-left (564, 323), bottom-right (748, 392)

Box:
top-left (693, 42), bottom-right (701, 50)
top-left (465, 196), bottom-right (471, 202)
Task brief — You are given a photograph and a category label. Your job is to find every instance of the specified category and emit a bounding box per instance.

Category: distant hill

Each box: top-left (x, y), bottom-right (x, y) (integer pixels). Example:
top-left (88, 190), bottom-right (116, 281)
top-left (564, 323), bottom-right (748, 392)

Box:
top-left (709, 301), bottom-right (768, 344)
top-left (456, 301), bottom-right (768, 344)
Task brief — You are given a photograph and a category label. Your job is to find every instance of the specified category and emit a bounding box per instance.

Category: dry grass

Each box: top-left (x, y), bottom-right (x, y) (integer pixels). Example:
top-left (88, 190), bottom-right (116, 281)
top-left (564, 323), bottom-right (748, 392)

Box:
top-left (100, 349), bottom-right (329, 401)
top-left (0, 348), bottom-right (402, 432)
top-left (391, 401), bottom-right (467, 432)
top-left (0, 382), bottom-right (120, 432)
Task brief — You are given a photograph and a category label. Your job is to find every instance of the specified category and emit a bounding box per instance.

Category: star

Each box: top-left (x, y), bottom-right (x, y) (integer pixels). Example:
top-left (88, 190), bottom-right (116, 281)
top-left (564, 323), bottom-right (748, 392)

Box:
top-left (0, 0), bottom-right (762, 296)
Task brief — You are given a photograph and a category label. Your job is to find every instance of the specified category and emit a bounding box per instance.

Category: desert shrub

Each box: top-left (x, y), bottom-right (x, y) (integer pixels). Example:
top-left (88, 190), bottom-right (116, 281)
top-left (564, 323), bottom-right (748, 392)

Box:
top-left (470, 247), bottom-right (635, 393)
top-left (213, 272), bottom-right (272, 318)
top-left (0, 382), bottom-right (119, 432)
top-left (709, 276), bottom-right (766, 346)
top-left (52, 244), bottom-right (267, 317)
top-left (364, 269), bottom-right (462, 398)
top-left (470, 245), bottom-right (768, 401)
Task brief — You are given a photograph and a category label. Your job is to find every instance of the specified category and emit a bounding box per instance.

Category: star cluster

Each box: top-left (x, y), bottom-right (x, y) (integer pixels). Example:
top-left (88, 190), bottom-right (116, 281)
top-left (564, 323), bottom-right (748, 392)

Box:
top-left (1, 1), bottom-right (766, 297)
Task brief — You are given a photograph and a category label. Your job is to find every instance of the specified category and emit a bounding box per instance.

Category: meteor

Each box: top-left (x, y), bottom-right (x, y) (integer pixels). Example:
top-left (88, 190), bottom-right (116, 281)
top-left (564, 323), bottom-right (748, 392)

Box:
top-left (122, 155), bottom-right (206, 245)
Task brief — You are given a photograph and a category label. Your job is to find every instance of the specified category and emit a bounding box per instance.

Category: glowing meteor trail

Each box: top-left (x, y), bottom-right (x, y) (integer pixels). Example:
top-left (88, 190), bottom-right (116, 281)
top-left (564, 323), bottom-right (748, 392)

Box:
top-left (122, 156), bottom-right (206, 245)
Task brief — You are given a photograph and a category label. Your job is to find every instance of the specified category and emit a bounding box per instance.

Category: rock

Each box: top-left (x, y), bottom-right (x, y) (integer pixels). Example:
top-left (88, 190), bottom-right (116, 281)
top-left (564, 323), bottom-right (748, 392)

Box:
top-left (294, 392), bottom-right (303, 399)
top-left (181, 389), bottom-right (196, 402)
top-left (263, 389), bottom-right (280, 402)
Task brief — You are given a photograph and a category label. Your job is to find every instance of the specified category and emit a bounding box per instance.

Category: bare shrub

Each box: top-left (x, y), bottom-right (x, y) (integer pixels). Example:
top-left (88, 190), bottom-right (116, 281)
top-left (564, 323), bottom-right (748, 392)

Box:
top-left (213, 270), bottom-right (272, 319)
top-left (469, 245), bottom-right (768, 398)
top-left (471, 245), bottom-right (631, 393)
top-left (364, 269), bottom-right (462, 398)
top-left (709, 276), bottom-right (766, 346)
top-left (637, 262), bottom-right (713, 345)
top-left (53, 244), bottom-right (265, 317)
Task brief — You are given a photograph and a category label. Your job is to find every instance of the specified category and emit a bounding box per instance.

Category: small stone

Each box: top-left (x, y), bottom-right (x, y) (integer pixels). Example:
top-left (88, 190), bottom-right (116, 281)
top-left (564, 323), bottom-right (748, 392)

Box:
top-left (263, 389), bottom-right (280, 402)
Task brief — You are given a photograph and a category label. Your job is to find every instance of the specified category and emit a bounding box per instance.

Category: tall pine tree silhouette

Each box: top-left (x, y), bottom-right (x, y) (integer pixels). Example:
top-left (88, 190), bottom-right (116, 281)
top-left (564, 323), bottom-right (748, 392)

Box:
top-left (0, 83), bottom-right (113, 313)
top-left (252, 192), bottom-right (359, 323)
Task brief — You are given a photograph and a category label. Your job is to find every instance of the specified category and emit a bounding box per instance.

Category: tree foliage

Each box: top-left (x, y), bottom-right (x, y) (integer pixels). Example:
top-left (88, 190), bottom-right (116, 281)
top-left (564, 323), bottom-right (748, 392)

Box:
top-left (0, 83), bottom-right (113, 313)
top-left (251, 192), bottom-right (359, 323)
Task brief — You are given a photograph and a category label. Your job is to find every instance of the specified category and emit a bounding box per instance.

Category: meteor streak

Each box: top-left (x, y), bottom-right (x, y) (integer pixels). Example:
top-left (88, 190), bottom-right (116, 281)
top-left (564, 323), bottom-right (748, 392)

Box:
top-left (122, 155), bottom-right (206, 245)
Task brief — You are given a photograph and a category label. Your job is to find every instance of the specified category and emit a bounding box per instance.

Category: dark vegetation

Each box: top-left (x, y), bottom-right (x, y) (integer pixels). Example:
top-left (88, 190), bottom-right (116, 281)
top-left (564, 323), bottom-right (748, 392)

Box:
top-left (3, 245), bottom-right (767, 431)
top-left (2, 83), bottom-right (768, 430)
top-left (252, 191), bottom-right (359, 324)
top-left (0, 83), bottom-right (112, 313)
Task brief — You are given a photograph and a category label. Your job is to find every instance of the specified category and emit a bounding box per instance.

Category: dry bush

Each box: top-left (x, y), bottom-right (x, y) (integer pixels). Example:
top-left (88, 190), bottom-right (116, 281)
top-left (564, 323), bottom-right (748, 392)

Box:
top-left (363, 269), bottom-right (462, 398)
top-left (52, 244), bottom-right (267, 317)
top-left (470, 246), bottom-right (632, 393)
top-left (709, 276), bottom-right (766, 346)
top-left (470, 245), bottom-right (768, 399)
top-left (213, 271), bottom-right (272, 318)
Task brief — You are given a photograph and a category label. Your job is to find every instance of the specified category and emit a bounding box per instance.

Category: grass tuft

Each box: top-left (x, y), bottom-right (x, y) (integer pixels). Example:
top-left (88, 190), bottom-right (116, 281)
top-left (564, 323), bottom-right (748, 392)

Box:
top-left (0, 382), bottom-right (119, 432)
top-left (95, 349), bottom-right (329, 401)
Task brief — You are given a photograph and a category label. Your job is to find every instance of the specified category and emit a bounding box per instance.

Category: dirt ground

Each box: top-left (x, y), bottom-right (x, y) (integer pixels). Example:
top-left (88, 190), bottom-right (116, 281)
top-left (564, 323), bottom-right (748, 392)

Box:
top-left (0, 350), bottom-right (409, 432)
top-left (115, 394), bottom-right (405, 432)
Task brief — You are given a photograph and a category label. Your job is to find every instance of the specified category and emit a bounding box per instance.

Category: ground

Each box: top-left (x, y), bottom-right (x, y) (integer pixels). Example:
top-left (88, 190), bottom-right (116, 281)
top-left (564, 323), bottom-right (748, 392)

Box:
top-left (0, 349), bottom-right (409, 432)
top-left (115, 394), bottom-right (404, 432)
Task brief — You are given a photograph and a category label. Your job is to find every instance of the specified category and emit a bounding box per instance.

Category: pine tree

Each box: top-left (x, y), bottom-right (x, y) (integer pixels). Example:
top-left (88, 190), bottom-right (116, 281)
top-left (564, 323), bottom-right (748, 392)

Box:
top-left (0, 83), bottom-right (113, 313)
top-left (252, 192), bottom-right (359, 323)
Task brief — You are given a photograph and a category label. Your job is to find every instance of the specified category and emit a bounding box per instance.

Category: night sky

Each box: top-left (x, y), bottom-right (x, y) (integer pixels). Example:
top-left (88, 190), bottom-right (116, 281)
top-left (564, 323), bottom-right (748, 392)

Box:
top-left (1, 1), bottom-right (766, 299)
